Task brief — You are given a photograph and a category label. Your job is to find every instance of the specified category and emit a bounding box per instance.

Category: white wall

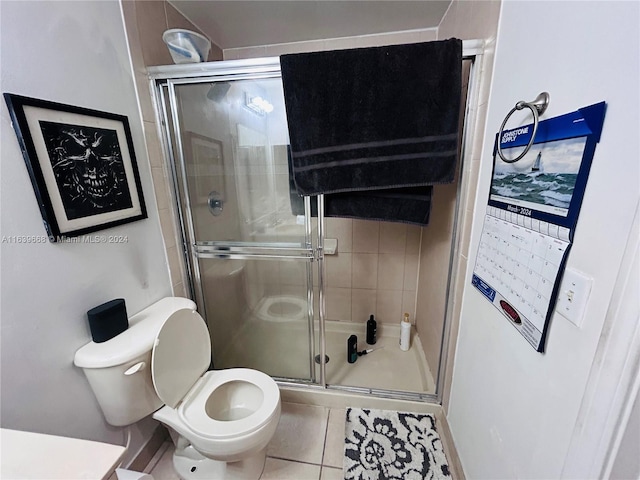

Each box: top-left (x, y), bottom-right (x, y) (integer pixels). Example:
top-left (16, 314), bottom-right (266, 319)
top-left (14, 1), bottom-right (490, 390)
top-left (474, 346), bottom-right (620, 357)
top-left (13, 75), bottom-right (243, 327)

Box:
top-left (0, 0), bottom-right (171, 462)
top-left (448, 1), bottom-right (639, 478)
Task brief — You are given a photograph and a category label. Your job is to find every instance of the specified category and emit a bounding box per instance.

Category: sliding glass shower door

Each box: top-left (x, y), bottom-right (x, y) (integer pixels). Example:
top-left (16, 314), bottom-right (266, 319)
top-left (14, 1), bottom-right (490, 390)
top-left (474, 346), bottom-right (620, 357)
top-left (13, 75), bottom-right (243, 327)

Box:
top-left (157, 62), bottom-right (318, 383)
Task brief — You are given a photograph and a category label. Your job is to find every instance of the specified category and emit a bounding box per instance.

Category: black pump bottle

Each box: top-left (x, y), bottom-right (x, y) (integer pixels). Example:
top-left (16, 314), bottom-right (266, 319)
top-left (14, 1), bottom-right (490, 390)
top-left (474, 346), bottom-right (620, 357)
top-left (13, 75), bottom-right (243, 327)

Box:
top-left (347, 335), bottom-right (358, 363)
top-left (366, 314), bottom-right (377, 345)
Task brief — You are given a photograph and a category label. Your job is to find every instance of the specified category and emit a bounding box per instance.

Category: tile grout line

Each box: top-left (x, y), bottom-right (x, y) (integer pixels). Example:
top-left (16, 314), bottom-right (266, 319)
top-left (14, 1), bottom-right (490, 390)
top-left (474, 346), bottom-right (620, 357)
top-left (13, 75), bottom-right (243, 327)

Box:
top-left (320, 407), bottom-right (330, 466)
top-left (266, 455), bottom-right (323, 467)
top-left (318, 407), bottom-right (331, 480)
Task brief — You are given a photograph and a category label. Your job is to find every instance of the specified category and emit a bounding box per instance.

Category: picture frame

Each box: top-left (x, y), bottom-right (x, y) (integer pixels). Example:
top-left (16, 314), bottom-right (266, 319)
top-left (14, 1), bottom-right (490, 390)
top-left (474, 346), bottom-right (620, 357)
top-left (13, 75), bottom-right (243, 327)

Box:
top-left (183, 131), bottom-right (225, 204)
top-left (3, 93), bottom-right (147, 242)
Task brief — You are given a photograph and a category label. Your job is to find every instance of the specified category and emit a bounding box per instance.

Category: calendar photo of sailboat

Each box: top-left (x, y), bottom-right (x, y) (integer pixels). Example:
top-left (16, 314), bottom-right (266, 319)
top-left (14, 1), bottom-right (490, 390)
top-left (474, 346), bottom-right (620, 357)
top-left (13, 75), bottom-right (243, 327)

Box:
top-left (531, 151), bottom-right (542, 172)
top-left (490, 136), bottom-right (588, 217)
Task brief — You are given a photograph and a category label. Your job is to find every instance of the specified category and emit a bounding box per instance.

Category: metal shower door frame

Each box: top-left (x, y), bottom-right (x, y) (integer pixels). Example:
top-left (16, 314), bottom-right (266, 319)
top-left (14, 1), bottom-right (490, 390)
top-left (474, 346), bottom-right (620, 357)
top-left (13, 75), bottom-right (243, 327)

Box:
top-left (151, 58), bottom-right (325, 386)
top-left (149, 40), bottom-right (483, 403)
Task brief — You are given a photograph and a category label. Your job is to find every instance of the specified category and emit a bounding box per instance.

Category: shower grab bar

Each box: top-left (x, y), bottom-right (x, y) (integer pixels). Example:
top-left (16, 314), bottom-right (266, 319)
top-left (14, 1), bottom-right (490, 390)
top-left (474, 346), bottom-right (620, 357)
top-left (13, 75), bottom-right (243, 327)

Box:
top-left (497, 92), bottom-right (550, 164)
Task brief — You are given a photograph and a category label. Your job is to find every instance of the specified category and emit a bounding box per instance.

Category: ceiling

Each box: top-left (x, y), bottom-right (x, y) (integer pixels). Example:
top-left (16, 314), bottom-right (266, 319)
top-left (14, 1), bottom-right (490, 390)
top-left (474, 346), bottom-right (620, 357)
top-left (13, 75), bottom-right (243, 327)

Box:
top-left (169, 1), bottom-right (452, 50)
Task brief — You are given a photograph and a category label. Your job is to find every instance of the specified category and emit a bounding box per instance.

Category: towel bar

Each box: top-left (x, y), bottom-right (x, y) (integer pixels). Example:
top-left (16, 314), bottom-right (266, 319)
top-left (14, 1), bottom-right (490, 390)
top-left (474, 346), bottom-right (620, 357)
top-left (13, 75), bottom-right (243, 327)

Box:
top-left (497, 92), bottom-right (550, 163)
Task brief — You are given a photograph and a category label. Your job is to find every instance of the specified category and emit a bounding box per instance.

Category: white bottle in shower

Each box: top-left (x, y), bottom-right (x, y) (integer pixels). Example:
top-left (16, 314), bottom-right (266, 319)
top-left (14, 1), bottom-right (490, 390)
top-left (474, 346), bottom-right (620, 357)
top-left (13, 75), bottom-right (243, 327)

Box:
top-left (399, 312), bottom-right (411, 351)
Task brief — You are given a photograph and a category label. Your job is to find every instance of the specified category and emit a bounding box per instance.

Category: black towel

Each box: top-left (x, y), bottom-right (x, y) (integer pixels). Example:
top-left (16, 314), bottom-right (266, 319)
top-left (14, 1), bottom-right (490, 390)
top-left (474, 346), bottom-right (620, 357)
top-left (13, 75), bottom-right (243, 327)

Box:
top-left (289, 188), bottom-right (433, 226)
top-left (281, 39), bottom-right (462, 196)
top-left (288, 149), bottom-right (432, 225)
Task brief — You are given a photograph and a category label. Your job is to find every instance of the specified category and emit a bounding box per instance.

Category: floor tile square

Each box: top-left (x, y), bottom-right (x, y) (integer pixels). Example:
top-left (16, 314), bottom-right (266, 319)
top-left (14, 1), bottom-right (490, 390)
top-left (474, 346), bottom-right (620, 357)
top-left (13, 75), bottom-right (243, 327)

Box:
top-left (320, 466), bottom-right (344, 480)
top-left (267, 402), bottom-right (329, 464)
top-left (261, 458), bottom-right (321, 479)
top-left (322, 408), bottom-right (346, 468)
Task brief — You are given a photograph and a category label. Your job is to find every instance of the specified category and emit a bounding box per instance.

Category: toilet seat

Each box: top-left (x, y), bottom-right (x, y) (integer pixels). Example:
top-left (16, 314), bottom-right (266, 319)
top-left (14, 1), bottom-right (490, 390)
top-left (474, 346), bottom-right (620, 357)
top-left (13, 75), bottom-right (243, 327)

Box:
top-left (179, 369), bottom-right (280, 439)
top-left (151, 309), bottom-right (280, 443)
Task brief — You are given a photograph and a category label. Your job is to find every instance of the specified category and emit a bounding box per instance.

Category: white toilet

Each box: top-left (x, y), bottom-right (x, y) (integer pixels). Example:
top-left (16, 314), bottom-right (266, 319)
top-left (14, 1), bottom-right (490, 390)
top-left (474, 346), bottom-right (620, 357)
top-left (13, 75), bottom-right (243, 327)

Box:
top-left (73, 297), bottom-right (281, 480)
top-left (255, 295), bottom-right (307, 322)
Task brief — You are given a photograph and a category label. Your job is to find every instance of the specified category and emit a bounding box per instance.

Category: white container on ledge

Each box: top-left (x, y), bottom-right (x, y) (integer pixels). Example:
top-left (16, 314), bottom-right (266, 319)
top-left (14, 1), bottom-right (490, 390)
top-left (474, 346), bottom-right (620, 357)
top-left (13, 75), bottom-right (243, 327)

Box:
top-left (399, 312), bottom-right (411, 351)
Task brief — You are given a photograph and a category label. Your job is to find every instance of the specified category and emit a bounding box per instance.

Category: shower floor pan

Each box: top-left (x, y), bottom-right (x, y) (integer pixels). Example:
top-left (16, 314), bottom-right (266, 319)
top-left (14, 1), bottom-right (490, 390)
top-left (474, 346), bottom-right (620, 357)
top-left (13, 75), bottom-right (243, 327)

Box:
top-left (318, 320), bottom-right (435, 394)
top-left (214, 315), bottom-right (435, 394)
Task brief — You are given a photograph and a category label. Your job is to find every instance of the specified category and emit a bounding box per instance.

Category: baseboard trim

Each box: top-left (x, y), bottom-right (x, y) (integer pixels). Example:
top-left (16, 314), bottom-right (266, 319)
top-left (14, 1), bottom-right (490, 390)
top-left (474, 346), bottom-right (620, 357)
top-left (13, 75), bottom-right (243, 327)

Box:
top-left (434, 410), bottom-right (466, 480)
top-left (127, 425), bottom-right (169, 472)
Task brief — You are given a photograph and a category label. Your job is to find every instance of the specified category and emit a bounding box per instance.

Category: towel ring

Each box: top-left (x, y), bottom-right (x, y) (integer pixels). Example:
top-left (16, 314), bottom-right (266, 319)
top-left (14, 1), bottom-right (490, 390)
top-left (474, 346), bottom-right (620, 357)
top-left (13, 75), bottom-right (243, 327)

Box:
top-left (497, 92), bottom-right (550, 163)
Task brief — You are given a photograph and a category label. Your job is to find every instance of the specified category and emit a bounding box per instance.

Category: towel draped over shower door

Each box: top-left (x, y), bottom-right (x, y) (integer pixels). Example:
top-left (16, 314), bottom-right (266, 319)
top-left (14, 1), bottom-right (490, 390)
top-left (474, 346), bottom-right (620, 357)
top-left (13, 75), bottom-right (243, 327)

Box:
top-left (281, 39), bottom-right (463, 225)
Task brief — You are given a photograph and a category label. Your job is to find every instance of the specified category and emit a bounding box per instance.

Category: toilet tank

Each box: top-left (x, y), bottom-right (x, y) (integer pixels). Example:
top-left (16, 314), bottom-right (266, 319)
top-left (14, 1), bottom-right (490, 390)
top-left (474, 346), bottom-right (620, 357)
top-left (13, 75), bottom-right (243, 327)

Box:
top-left (74, 297), bottom-right (197, 426)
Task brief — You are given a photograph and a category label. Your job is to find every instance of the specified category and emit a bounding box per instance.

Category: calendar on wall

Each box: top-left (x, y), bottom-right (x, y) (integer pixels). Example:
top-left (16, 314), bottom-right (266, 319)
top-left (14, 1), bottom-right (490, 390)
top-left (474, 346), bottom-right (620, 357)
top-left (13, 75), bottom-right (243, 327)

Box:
top-left (472, 102), bottom-right (607, 352)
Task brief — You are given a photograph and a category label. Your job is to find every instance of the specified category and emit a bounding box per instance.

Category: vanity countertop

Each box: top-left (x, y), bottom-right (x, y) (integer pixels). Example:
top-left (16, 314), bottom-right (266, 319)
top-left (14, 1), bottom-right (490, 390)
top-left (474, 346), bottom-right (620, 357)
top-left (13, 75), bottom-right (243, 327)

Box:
top-left (1, 428), bottom-right (126, 480)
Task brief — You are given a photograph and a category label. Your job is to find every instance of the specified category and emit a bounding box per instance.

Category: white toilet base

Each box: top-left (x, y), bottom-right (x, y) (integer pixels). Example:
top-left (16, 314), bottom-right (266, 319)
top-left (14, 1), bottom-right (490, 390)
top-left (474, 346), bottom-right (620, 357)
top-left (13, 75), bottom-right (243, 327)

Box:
top-left (173, 444), bottom-right (266, 480)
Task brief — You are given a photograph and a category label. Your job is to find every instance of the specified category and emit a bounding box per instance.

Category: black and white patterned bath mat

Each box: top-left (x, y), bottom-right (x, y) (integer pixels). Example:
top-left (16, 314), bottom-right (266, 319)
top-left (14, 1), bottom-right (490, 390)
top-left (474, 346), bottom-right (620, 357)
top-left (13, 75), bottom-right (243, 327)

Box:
top-left (344, 408), bottom-right (452, 480)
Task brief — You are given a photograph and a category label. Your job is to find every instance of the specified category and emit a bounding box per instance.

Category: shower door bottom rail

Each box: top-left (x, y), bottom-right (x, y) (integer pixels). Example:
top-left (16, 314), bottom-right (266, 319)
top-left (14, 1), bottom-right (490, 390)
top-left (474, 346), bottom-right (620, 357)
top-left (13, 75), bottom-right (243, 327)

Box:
top-left (326, 384), bottom-right (438, 404)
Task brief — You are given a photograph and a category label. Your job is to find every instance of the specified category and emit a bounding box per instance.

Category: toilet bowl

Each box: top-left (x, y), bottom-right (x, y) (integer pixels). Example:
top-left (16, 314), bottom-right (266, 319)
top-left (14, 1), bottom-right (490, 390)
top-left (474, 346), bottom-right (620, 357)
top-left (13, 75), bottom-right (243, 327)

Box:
top-left (255, 295), bottom-right (307, 322)
top-left (74, 297), bottom-right (281, 480)
top-left (153, 368), bottom-right (280, 461)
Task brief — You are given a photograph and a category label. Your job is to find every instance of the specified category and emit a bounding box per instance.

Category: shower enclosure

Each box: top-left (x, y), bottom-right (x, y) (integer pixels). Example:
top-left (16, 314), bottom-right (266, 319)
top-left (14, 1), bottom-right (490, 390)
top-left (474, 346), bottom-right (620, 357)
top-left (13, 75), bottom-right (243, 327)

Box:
top-left (150, 50), bottom-right (477, 402)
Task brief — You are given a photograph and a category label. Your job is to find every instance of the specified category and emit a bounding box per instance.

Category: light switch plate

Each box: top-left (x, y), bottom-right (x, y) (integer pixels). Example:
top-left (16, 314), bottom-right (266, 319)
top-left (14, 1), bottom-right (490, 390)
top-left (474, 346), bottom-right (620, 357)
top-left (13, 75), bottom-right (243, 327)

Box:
top-left (556, 268), bottom-right (592, 327)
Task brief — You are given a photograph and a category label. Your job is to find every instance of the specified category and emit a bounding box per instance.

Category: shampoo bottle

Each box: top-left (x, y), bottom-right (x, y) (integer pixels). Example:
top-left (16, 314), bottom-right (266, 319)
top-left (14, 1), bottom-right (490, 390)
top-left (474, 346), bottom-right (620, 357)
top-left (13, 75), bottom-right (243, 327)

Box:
top-left (366, 314), bottom-right (377, 345)
top-left (399, 312), bottom-right (411, 351)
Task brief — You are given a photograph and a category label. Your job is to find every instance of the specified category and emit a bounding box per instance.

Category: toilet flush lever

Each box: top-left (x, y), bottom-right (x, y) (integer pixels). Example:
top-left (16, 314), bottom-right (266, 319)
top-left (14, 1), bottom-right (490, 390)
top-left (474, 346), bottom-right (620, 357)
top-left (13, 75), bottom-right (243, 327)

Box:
top-left (124, 362), bottom-right (146, 376)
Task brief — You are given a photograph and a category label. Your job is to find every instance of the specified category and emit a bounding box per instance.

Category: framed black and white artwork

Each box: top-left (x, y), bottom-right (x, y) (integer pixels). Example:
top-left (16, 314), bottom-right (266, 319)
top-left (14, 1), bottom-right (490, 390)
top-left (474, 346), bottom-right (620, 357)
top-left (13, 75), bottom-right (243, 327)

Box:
top-left (3, 93), bottom-right (147, 241)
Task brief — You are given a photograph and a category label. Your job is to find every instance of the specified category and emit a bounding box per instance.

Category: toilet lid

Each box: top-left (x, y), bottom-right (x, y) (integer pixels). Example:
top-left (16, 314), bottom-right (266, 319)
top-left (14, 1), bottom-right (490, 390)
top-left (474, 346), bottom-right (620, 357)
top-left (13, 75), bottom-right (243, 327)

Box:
top-left (151, 309), bottom-right (211, 408)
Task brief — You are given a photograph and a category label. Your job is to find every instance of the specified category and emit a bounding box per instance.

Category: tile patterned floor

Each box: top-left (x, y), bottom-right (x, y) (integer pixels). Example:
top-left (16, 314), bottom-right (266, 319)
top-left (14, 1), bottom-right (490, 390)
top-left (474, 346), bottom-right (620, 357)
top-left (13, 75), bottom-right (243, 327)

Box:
top-left (143, 403), bottom-right (346, 480)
